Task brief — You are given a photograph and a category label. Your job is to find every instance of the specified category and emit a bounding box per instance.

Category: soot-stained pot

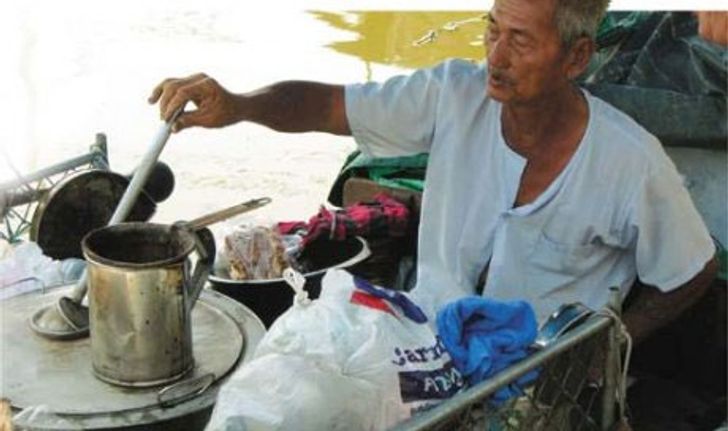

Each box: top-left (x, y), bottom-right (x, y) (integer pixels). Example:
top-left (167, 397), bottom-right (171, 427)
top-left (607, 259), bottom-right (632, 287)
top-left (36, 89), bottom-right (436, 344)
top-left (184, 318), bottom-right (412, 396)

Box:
top-left (29, 170), bottom-right (158, 260)
top-left (209, 236), bottom-right (370, 327)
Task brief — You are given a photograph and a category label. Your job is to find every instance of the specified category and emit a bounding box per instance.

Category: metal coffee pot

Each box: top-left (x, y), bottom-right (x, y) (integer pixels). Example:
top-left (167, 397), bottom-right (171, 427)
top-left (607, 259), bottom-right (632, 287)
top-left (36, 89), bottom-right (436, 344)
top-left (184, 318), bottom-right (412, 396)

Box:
top-left (82, 222), bottom-right (213, 387)
top-left (81, 198), bottom-right (270, 387)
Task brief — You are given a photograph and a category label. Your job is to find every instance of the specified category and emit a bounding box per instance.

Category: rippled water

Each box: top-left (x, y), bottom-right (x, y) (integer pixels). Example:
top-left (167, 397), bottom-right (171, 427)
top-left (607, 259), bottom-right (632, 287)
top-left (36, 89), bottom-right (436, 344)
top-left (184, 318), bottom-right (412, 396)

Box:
top-left (313, 11), bottom-right (486, 76)
top-left (1, 4), bottom-right (486, 226)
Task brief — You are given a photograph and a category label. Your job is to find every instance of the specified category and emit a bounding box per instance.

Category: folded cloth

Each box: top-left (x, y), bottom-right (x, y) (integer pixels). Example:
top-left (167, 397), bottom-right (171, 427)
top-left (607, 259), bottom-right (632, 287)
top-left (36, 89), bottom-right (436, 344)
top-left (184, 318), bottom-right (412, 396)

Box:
top-left (436, 297), bottom-right (539, 405)
top-left (278, 193), bottom-right (411, 245)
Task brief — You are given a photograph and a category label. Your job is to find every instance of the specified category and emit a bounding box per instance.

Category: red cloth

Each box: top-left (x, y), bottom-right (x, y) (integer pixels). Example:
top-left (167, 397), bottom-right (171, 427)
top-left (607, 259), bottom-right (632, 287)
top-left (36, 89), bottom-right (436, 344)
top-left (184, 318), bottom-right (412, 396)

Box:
top-left (278, 193), bottom-right (411, 245)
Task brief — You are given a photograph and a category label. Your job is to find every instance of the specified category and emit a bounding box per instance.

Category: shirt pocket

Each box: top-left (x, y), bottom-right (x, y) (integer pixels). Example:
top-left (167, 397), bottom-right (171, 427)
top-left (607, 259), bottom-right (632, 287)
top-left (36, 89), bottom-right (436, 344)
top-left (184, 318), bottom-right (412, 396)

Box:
top-left (528, 232), bottom-right (599, 278)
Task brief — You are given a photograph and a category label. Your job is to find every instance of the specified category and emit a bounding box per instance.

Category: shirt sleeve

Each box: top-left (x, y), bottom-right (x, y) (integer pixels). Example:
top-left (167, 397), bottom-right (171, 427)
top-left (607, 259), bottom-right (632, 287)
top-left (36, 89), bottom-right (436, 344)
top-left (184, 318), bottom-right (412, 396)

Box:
top-left (627, 157), bottom-right (716, 291)
top-left (344, 62), bottom-right (449, 158)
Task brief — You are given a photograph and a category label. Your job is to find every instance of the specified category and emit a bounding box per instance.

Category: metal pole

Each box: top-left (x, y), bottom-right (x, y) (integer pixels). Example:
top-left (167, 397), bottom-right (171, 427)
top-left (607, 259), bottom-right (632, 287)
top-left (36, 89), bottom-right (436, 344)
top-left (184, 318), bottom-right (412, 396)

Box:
top-left (0, 152), bottom-right (99, 192)
top-left (1, 134), bottom-right (110, 207)
top-left (91, 133), bottom-right (110, 170)
top-left (601, 287), bottom-right (622, 430)
top-left (0, 133), bottom-right (109, 192)
top-left (67, 112), bottom-right (180, 304)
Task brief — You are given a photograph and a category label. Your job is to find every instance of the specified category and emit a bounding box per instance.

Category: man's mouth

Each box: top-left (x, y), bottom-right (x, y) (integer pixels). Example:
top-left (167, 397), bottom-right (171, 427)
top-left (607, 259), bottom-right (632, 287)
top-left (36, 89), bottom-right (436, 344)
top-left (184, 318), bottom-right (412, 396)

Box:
top-left (488, 70), bottom-right (512, 88)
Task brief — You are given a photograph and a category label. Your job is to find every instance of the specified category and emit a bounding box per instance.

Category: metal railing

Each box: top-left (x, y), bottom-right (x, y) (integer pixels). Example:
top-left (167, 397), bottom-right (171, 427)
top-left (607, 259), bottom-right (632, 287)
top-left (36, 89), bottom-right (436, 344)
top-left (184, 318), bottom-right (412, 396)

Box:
top-left (391, 293), bottom-right (623, 431)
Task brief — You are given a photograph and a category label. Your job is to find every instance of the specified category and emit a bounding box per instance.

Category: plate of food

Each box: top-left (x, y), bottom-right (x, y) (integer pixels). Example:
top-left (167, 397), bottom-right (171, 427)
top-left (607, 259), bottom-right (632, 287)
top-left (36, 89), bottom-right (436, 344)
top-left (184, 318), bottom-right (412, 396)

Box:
top-left (209, 225), bottom-right (370, 327)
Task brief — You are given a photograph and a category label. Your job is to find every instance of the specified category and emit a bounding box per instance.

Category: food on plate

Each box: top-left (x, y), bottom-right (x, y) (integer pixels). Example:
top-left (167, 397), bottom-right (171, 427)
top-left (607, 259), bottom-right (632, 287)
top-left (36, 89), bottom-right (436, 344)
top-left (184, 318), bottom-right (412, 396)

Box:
top-left (224, 225), bottom-right (289, 280)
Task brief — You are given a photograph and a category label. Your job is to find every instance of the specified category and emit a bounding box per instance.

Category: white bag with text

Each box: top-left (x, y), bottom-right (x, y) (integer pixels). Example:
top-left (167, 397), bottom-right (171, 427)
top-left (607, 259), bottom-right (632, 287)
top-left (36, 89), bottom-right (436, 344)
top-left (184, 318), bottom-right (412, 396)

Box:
top-left (207, 269), bottom-right (464, 431)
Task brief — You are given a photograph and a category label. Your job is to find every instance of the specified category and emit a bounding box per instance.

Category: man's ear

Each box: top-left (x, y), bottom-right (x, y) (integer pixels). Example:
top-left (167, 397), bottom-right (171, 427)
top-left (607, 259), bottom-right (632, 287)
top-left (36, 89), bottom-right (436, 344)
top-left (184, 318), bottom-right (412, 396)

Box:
top-left (564, 37), bottom-right (595, 80)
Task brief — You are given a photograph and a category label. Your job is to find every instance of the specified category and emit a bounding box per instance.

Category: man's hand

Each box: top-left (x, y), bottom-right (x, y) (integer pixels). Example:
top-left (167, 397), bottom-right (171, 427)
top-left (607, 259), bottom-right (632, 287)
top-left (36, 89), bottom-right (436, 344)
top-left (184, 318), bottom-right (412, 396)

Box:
top-left (148, 75), bottom-right (350, 135)
top-left (148, 73), bottom-right (243, 133)
top-left (696, 12), bottom-right (728, 46)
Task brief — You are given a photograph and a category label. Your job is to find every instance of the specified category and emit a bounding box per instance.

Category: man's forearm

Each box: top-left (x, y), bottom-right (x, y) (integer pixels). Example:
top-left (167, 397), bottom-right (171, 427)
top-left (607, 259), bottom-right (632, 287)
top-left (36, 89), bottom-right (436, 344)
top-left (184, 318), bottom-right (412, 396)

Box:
top-left (236, 81), bottom-right (350, 135)
top-left (623, 256), bottom-right (718, 344)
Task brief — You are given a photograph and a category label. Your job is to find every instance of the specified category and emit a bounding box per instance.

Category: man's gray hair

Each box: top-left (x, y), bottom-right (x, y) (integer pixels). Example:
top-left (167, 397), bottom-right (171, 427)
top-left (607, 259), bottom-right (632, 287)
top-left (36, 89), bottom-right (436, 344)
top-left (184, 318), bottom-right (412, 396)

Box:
top-left (554, 0), bottom-right (610, 47)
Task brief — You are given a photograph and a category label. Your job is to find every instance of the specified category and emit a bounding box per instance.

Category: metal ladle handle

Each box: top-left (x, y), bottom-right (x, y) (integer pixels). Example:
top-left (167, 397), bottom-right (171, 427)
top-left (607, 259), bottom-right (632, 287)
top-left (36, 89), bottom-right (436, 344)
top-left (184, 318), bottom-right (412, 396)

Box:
top-left (186, 197), bottom-right (272, 230)
top-left (68, 107), bottom-right (185, 303)
top-left (168, 197), bottom-right (273, 312)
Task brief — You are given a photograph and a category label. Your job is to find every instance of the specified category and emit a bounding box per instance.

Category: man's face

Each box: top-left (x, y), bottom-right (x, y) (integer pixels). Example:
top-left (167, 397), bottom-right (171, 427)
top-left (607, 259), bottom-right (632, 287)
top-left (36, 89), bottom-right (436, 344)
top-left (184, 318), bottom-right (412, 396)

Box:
top-left (485, 0), bottom-right (570, 104)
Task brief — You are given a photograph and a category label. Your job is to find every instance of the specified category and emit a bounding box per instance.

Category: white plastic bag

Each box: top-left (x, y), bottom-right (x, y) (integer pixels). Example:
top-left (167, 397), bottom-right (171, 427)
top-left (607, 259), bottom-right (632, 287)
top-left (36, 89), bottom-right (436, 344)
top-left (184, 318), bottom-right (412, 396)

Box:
top-left (0, 239), bottom-right (11, 260)
top-left (206, 269), bottom-right (465, 431)
top-left (0, 241), bottom-right (85, 301)
top-left (12, 404), bottom-right (83, 430)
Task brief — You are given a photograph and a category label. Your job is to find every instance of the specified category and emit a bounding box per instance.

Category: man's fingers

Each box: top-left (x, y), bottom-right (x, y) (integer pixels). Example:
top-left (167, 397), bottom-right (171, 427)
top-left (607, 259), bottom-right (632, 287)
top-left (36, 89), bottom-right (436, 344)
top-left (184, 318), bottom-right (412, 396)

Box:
top-left (147, 82), bottom-right (164, 104)
top-left (162, 90), bottom-right (192, 123)
top-left (148, 86), bottom-right (162, 104)
top-left (148, 77), bottom-right (177, 104)
top-left (171, 109), bottom-right (207, 133)
top-left (149, 73), bottom-right (231, 131)
top-left (161, 80), bottom-right (211, 121)
top-left (158, 81), bottom-right (187, 121)
top-left (151, 73), bottom-right (209, 119)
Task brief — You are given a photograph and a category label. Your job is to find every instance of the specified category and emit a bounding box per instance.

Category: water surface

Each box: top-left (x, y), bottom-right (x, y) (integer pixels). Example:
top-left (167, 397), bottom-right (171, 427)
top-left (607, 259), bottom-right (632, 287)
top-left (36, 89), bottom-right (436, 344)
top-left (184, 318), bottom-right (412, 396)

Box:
top-left (2, 6), bottom-right (487, 226)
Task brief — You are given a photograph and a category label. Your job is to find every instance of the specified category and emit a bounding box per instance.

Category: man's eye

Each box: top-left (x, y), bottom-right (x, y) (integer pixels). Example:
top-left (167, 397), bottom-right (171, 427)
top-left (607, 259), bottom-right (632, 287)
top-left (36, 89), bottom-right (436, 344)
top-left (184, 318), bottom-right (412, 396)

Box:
top-left (512, 36), bottom-right (531, 49)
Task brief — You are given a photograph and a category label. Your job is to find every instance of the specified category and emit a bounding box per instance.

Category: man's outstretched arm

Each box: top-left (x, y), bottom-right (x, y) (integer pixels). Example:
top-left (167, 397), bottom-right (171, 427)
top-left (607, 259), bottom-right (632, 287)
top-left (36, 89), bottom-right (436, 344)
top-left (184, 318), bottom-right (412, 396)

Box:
top-left (623, 255), bottom-right (718, 345)
top-left (148, 73), bottom-right (351, 136)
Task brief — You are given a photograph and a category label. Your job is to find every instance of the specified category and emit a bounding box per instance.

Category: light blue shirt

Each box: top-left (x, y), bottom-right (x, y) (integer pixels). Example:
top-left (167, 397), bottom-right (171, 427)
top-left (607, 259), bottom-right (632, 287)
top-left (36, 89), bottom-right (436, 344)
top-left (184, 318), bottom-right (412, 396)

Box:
top-left (345, 59), bottom-right (715, 323)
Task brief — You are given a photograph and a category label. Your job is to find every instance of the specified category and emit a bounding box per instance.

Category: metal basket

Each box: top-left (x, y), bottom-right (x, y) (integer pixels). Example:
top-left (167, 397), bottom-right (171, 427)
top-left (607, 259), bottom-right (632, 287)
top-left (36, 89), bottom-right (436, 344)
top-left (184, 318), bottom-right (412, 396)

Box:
top-left (390, 301), bottom-right (624, 431)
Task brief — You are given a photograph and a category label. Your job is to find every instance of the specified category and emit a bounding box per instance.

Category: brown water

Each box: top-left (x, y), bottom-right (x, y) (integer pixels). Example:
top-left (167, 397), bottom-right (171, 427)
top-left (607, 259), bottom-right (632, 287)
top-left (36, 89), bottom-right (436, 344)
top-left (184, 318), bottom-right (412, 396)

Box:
top-left (1, 7), bottom-right (487, 230)
top-left (312, 11), bottom-right (486, 78)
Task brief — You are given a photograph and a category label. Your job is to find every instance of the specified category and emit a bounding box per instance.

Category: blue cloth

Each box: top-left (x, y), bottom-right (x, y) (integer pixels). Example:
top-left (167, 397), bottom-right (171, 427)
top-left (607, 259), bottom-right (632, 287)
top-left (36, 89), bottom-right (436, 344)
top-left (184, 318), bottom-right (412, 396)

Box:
top-left (436, 297), bottom-right (538, 405)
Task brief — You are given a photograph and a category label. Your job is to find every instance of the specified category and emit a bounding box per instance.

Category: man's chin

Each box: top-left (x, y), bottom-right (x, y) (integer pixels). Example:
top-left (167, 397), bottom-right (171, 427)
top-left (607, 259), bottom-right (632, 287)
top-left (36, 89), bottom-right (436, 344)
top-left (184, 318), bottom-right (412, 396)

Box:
top-left (486, 84), bottom-right (510, 103)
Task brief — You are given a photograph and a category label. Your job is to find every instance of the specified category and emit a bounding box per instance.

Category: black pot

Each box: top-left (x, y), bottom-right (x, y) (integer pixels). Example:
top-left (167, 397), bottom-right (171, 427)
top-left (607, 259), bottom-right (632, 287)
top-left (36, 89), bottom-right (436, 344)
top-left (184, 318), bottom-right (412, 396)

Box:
top-left (209, 237), bottom-right (370, 327)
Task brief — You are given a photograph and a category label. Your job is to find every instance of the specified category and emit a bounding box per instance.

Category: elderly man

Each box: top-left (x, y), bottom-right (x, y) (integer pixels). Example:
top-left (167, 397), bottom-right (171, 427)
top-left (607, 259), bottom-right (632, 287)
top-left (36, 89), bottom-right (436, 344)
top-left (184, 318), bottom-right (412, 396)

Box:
top-left (150, 0), bottom-right (717, 341)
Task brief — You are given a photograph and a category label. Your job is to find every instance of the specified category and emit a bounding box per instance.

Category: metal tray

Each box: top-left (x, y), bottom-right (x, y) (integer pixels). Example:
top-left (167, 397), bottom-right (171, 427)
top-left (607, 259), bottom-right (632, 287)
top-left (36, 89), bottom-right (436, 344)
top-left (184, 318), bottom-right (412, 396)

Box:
top-left (2, 285), bottom-right (265, 430)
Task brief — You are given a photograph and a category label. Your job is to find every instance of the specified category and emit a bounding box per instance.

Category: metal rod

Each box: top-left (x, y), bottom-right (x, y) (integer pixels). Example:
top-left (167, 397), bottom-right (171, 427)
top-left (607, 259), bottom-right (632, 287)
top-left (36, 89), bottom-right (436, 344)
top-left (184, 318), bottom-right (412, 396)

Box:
top-left (0, 152), bottom-right (100, 192)
top-left (391, 315), bottom-right (613, 431)
top-left (67, 110), bottom-right (183, 303)
top-left (186, 197), bottom-right (272, 230)
top-left (0, 134), bottom-right (107, 193)
top-left (91, 133), bottom-right (109, 170)
top-left (3, 189), bottom-right (46, 207)
top-left (601, 287), bottom-right (622, 430)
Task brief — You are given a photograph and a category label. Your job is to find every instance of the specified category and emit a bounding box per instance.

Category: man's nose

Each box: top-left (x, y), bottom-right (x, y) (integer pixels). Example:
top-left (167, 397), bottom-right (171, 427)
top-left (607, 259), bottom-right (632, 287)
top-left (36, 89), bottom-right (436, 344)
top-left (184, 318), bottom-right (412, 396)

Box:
top-left (488, 38), bottom-right (510, 69)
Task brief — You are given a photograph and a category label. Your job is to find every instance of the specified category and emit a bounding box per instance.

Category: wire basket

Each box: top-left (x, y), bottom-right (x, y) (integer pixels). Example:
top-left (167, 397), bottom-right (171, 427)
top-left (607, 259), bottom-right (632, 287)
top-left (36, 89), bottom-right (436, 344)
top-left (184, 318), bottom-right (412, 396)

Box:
top-left (391, 312), bottom-right (622, 431)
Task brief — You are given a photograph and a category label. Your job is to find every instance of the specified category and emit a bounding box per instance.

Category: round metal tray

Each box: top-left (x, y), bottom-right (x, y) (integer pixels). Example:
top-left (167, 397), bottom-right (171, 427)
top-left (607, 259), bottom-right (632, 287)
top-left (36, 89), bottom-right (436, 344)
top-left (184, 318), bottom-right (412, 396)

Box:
top-left (2, 285), bottom-right (265, 430)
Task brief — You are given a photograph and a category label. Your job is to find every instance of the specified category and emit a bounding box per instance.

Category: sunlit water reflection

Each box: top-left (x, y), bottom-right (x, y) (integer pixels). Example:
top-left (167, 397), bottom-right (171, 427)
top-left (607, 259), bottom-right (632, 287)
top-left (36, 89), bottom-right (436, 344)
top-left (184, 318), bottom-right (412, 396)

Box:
top-left (2, 5), bottom-right (486, 226)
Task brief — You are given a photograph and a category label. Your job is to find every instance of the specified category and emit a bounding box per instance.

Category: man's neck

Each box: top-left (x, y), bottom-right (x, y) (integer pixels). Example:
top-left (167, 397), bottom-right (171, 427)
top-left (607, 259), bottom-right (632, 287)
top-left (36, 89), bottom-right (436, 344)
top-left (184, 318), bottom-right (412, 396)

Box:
top-left (501, 84), bottom-right (588, 160)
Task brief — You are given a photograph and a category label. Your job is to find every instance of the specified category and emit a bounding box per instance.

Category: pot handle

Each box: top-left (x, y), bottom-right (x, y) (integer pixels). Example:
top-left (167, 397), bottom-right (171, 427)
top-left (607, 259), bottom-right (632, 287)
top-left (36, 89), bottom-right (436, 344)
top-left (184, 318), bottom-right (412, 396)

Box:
top-left (186, 226), bottom-right (216, 309)
top-left (158, 372), bottom-right (215, 408)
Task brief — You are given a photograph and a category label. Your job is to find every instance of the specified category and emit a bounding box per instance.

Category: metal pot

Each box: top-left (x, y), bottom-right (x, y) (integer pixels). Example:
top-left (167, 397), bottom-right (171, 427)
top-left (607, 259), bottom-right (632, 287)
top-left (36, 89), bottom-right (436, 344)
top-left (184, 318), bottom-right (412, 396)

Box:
top-left (209, 236), bottom-right (371, 327)
top-left (28, 166), bottom-right (172, 260)
top-left (82, 222), bottom-right (215, 387)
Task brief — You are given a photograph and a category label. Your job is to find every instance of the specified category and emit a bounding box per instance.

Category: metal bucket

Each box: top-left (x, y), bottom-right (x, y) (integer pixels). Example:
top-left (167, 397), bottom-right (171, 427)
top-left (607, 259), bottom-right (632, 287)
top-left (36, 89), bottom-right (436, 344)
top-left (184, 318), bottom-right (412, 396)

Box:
top-left (82, 222), bottom-right (214, 387)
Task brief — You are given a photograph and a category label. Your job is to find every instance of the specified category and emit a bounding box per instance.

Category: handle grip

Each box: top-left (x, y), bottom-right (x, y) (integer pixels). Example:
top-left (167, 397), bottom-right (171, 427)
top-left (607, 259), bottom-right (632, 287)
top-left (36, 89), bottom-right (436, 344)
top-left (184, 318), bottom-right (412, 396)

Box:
top-left (184, 227), bottom-right (216, 311)
top-left (158, 373), bottom-right (215, 408)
